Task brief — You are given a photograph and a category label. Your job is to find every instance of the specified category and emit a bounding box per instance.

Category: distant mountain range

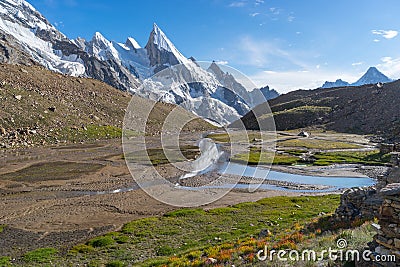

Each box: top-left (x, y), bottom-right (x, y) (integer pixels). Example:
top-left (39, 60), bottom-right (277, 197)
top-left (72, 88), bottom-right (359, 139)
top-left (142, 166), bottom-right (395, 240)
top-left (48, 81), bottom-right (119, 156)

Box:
top-left (321, 67), bottom-right (392, 88)
top-left (0, 0), bottom-right (278, 125)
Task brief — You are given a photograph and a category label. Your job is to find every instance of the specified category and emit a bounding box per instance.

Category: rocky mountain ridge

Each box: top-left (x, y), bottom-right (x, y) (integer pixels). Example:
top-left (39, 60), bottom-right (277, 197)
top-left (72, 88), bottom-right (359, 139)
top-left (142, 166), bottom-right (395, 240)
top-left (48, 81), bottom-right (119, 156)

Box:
top-left (0, 0), bottom-right (278, 125)
top-left (0, 0), bottom-right (140, 91)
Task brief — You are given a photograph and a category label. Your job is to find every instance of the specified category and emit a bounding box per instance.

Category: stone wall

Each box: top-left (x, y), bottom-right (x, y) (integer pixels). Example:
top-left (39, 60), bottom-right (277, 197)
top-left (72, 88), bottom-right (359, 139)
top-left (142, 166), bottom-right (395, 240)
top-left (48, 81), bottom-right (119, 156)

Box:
top-left (380, 166), bottom-right (400, 187)
top-left (335, 187), bottom-right (380, 221)
top-left (369, 183), bottom-right (400, 266)
top-left (332, 150), bottom-right (400, 265)
top-left (334, 153), bottom-right (400, 222)
top-left (390, 153), bottom-right (400, 170)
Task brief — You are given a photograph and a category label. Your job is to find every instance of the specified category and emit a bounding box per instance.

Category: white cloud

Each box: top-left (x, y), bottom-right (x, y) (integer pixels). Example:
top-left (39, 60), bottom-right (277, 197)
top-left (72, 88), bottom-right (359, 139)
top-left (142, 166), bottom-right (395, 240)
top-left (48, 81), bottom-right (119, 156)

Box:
top-left (250, 12), bottom-right (260, 17)
top-left (288, 15), bottom-right (295, 22)
top-left (373, 39), bottom-right (380, 42)
top-left (215, 60), bottom-right (229, 65)
top-left (372, 29), bottom-right (398, 39)
top-left (249, 57), bottom-right (400, 94)
top-left (377, 57), bottom-right (400, 78)
top-left (249, 69), bottom-right (359, 94)
top-left (269, 7), bottom-right (280, 15)
top-left (255, 0), bottom-right (264, 4)
top-left (237, 36), bottom-right (307, 69)
top-left (381, 57), bottom-right (392, 63)
top-left (229, 1), bottom-right (246, 7)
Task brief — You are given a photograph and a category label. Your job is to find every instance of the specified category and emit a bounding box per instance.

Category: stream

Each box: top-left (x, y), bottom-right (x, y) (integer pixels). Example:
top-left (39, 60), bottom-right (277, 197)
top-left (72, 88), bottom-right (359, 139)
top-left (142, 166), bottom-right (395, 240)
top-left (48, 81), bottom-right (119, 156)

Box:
top-left (74, 138), bottom-right (376, 195)
top-left (177, 139), bottom-right (376, 193)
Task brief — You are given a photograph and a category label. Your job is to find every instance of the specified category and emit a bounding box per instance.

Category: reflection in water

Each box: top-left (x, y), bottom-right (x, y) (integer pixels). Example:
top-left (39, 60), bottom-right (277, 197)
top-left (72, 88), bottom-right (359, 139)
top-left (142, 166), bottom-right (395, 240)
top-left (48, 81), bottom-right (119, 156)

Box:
top-left (218, 162), bottom-right (375, 192)
top-left (180, 138), bottom-right (224, 179)
top-left (73, 137), bottom-right (376, 195)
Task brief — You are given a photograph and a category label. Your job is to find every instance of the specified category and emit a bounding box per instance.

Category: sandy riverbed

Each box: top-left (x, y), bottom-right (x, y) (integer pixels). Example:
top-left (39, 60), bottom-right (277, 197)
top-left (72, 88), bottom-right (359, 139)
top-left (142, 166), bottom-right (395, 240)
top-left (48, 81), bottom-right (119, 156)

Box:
top-left (0, 133), bottom-right (388, 256)
top-left (0, 138), bottom-right (334, 256)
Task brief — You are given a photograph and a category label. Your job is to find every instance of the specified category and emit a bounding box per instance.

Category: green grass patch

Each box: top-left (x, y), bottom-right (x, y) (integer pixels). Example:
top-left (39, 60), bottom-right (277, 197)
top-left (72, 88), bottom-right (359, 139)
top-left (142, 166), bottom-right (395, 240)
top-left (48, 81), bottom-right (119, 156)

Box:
top-left (313, 150), bottom-right (390, 166)
top-left (114, 235), bottom-right (130, 244)
top-left (123, 129), bottom-right (142, 138)
top-left (273, 154), bottom-right (300, 165)
top-left (206, 132), bottom-right (263, 143)
top-left (206, 133), bottom-right (230, 143)
top-left (70, 244), bottom-right (95, 254)
top-left (278, 138), bottom-right (361, 150)
top-left (283, 149), bottom-right (307, 156)
top-left (8, 195), bottom-right (342, 265)
top-left (105, 260), bottom-right (126, 267)
top-left (156, 245), bottom-right (176, 256)
top-left (23, 248), bottom-right (58, 263)
top-left (163, 219), bottom-right (375, 266)
top-left (87, 236), bottom-right (115, 248)
top-left (259, 105), bottom-right (331, 121)
top-left (232, 151), bottom-right (300, 165)
top-left (231, 149), bottom-right (388, 167)
top-left (274, 105), bottom-right (332, 115)
top-left (0, 224), bottom-right (6, 233)
top-left (208, 207), bottom-right (239, 215)
top-left (121, 217), bottom-right (159, 235)
top-left (61, 195), bottom-right (339, 266)
top-left (164, 208), bottom-right (206, 217)
top-left (0, 256), bottom-right (11, 267)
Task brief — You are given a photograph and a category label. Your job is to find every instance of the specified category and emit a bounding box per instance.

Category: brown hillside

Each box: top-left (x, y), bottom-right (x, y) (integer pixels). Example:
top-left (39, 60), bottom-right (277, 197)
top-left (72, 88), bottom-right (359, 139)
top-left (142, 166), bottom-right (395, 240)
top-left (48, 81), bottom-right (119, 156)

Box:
top-left (0, 64), bottom-right (213, 148)
top-left (232, 81), bottom-right (400, 141)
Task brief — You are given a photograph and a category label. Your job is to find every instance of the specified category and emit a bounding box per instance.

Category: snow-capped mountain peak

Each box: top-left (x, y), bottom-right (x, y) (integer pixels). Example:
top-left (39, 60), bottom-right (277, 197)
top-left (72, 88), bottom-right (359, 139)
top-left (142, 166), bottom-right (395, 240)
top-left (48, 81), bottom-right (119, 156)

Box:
top-left (91, 32), bottom-right (113, 48)
top-left (125, 37), bottom-right (141, 49)
top-left (151, 23), bottom-right (175, 53)
top-left (145, 23), bottom-right (189, 67)
top-left (88, 31), bottom-right (120, 62)
top-left (4, 0), bottom-right (31, 6)
top-left (321, 67), bottom-right (392, 88)
top-left (353, 66), bottom-right (391, 86)
top-left (0, 0), bottom-right (275, 126)
top-left (71, 37), bottom-right (86, 50)
top-left (1, 0), bottom-right (36, 13)
top-left (208, 61), bottom-right (226, 77)
top-left (321, 79), bottom-right (350, 89)
top-left (93, 31), bottom-right (105, 41)
top-left (0, 0), bottom-right (87, 75)
top-left (0, 0), bottom-right (61, 34)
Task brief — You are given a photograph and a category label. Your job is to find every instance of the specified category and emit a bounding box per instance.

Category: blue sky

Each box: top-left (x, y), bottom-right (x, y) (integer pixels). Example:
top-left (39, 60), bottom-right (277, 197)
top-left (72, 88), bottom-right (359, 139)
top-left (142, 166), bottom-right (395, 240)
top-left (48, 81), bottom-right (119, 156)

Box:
top-left (29, 0), bottom-right (400, 93)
